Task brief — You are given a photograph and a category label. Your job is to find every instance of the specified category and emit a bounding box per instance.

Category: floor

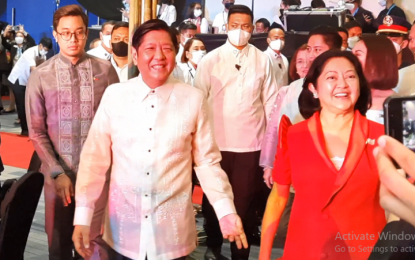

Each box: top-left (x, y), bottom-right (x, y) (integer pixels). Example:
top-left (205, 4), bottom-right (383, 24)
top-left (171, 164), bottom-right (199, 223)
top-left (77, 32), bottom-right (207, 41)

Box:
top-left (0, 100), bottom-right (284, 260)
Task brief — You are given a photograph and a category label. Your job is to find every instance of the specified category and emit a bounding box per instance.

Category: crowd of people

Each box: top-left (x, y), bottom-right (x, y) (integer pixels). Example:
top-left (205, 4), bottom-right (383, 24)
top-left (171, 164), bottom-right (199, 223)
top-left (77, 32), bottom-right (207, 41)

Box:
top-left (1, 0), bottom-right (415, 260)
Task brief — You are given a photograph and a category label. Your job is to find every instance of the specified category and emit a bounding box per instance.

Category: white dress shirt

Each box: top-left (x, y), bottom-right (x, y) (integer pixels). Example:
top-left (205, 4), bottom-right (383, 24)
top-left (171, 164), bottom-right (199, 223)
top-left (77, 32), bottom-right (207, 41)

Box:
top-left (172, 63), bottom-right (185, 82)
top-left (179, 62), bottom-right (196, 86)
top-left (185, 17), bottom-right (209, 34)
top-left (8, 45), bottom-right (45, 86)
top-left (157, 4), bottom-right (177, 26)
top-left (212, 11), bottom-right (228, 34)
top-left (279, 78), bottom-right (305, 124)
top-left (194, 41), bottom-right (277, 152)
top-left (264, 47), bottom-right (289, 89)
top-left (74, 75), bottom-right (236, 260)
top-left (110, 56), bottom-right (129, 83)
top-left (395, 64), bottom-right (415, 96)
top-left (87, 44), bottom-right (111, 60)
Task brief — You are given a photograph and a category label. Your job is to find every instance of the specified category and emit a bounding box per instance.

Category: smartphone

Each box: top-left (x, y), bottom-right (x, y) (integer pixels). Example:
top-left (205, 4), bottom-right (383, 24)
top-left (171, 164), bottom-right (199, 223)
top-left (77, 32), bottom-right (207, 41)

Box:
top-left (384, 95), bottom-right (415, 167)
top-left (11, 26), bottom-right (19, 31)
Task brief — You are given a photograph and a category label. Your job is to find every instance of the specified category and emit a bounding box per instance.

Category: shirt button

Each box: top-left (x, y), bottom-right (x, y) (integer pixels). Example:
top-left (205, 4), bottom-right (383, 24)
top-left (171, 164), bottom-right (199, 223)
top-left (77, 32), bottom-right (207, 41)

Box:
top-left (145, 194), bottom-right (148, 197)
top-left (74, 100), bottom-right (78, 103)
top-left (145, 215), bottom-right (148, 218)
top-left (149, 128), bottom-right (152, 131)
top-left (148, 149), bottom-right (151, 152)
top-left (151, 90), bottom-right (155, 94)
top-left (321, 253), bottom-right (328, 259)
top-left (322, 214), bottom-right (329, 220)
top-left (151, 105), bottom-right (154, 108)
top-left (147, 172), bottom-right (150, 175)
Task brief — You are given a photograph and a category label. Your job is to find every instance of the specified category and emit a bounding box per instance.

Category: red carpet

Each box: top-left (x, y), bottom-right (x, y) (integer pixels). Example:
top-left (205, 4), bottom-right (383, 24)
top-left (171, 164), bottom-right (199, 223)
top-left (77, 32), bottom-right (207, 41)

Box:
top-left (0, 132), bottom-right (34, 169)
top-left (0, 132), bottom-right (203, 204)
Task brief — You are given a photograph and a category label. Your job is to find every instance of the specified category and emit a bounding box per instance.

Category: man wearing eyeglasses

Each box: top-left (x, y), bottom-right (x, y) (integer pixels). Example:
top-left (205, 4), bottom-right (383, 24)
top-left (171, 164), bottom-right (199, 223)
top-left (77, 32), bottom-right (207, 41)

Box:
top-left (26, 4), bottom-right (119, 260)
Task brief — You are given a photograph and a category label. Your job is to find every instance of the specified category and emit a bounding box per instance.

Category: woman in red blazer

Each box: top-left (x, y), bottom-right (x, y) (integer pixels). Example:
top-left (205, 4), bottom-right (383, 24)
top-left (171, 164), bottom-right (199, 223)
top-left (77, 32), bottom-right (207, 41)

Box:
top-left (259, 50), bottom-right (386, 260)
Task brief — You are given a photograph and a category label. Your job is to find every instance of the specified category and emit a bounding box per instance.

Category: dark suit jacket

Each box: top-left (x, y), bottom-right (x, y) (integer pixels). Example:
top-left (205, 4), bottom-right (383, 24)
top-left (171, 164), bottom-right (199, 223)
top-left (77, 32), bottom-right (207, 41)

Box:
top-left (353, 7), bottom-right (376, 33)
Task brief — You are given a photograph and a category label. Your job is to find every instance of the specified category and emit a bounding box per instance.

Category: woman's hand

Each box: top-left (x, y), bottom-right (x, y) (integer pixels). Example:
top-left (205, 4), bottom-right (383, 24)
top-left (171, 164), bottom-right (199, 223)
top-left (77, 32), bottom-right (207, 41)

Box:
top-left (374, 135), bottom-right (415, 227)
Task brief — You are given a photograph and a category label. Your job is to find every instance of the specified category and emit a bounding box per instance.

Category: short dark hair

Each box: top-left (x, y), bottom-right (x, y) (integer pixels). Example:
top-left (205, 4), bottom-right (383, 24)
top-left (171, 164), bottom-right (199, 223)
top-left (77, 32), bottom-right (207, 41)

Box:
top-left (179, 22), bottom-right (197, 33)
top-left (40, 37), bottom-right (53, 49)
top-left (256, 18), bottom-right (270, 30)
top-left (337, 27), bottom-right (349, 37)
top-left (170, 26), bottom-right (180, 36)
top-left (343, 20), bottom-right (362, 31)
top-left (102, 20), bottom-right (117, 32)
top-left (53, 5), bottom-right (88, 31)
top-left (289, 43), bottom-right (308, 81)
top-left (282, 0), bottom-right (301, 6)
top-left (359, 35), bottom-right (398, 91)
top-left (181, 37), bottom-right (206, 63)
top-left (132, 19), bottom-right (179, 54)
top-left (111, 21), bottom-right (129, 35)
top-left (309, 25), bottom-right (343, 49)
top-left (299, 50), bottom-right (371, 119)
top-left (311, 0), bottom-right (326, 8)
top-left (187, 2), bottom-right (204, 19)
top-left (228, 4), bottom-right (254, 23)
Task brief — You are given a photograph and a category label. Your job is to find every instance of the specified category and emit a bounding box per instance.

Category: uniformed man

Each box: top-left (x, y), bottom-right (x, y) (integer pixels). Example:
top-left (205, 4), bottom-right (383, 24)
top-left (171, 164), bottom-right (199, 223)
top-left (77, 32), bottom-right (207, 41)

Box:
top-left (377, 15), bottom-right (413, 69)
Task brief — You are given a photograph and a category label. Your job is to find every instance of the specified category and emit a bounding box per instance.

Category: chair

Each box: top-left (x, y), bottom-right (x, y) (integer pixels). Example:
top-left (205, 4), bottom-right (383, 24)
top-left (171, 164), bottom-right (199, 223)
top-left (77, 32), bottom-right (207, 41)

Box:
top-left (0, 171), bottom-right (44, 260)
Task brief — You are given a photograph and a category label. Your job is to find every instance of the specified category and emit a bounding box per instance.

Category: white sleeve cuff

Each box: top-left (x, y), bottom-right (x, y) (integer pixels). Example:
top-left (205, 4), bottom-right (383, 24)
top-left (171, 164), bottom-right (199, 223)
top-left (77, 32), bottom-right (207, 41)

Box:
top-left (74, 207), bottom-right (94, 226)
top-left (213, 198), bottom-right (237, 220)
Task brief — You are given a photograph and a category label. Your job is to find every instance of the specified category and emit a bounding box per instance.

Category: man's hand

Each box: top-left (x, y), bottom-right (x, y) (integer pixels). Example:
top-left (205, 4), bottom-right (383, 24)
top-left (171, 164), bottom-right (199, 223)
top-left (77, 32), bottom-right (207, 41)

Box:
top-left (3, 25), bottom-right (11, 37)
top-left (374, 135), bottom-right (415, 227)
top-left (54, 173), bottom-right (74, 206)
top-left (219, 213), bottom-right (248, 249)
top-left (263, 168), bottom-right (274, 189)
top-left (363, 14), bottom-right (372, 24)
top-left (18, 24), bottom-right (25, 34)
top-left (73, 225), bottom-right (92, 258)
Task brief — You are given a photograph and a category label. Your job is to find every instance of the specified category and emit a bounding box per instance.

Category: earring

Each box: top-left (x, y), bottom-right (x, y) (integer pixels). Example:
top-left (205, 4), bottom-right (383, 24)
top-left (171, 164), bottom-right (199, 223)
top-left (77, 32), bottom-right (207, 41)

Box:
top-left (313, 92), bottom-right (319, 99)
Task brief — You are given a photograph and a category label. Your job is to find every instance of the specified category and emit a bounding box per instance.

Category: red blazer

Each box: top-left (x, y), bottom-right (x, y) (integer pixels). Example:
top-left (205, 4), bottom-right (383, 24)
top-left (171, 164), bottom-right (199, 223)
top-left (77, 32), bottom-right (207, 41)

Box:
top-left (273, 111), bottom-right (386, 260)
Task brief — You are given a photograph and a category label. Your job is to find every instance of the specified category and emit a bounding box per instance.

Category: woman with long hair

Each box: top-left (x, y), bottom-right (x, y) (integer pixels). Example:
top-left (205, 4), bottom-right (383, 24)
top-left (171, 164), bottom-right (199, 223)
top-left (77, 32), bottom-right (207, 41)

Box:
top-left (157, 0), bottom-right (177, 26)
top-left (184, 2), bottom-right (209, 34)
top-left (260, 50), bottom-right (386, 260)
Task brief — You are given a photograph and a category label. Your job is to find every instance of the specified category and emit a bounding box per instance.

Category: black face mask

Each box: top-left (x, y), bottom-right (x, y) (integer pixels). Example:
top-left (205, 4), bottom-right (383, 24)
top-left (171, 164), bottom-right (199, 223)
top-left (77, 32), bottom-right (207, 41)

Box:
top-left (112, 42), bottom-right (128, 57)
top-left (224, 2), bottom-right (234, 9)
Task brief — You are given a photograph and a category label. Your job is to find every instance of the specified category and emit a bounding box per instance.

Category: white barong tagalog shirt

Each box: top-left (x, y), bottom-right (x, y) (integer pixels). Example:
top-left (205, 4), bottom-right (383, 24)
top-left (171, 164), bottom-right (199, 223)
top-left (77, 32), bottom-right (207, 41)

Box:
top-left (194, 40), bottom-right (277, 152)
top-left (74, 75), bottom-right (236, 260)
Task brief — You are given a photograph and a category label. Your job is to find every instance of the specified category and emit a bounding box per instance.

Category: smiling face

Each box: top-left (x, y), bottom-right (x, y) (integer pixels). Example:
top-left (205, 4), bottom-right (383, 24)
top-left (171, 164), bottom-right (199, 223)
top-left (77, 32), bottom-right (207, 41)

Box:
top-left (132, 30), bottom-right (176, 88)
top-left (307, 35), bottom-right (330, 64)
top-left (309, 57), bottom-right (360, 115)
top-left (53, 15), bottom-right (88, 58)
top-left (296, 49), bottom-right (309, 78)
top-left (352, 40), bottom-right (367, 69)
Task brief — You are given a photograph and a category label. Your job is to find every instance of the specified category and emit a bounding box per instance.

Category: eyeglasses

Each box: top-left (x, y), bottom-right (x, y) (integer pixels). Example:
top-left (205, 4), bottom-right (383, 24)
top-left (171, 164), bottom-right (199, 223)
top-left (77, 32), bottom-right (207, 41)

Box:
top-left (56, 31), bottom-right (87, 41)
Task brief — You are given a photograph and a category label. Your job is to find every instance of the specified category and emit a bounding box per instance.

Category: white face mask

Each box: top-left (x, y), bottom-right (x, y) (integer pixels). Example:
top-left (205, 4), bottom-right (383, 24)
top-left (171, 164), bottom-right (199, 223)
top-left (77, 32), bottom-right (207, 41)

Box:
top-left (269, 39), bottom-right (285, 51)
top-left (341, 46), bottom-right (347, 51)
top-left (378, 0), bottom-right (387, 7)
top-left (190, 50), bottom-right (206, 65)
top-left (194, 9), bottom-right (202, 18)
top-left (15, 37), bottom-right (24, 45)
top-left (228, 29), bottom-right (251, 47)
top-left (345, 3), bottom-right (355, 10)
top-left (102, 34), bottom-right (112, 48)
top-left (39, 49), bottom-right (48, 56)
top-left (392, 41), bottom-right (402, 54)
top-left (348, 36), bottom-right (360, 49)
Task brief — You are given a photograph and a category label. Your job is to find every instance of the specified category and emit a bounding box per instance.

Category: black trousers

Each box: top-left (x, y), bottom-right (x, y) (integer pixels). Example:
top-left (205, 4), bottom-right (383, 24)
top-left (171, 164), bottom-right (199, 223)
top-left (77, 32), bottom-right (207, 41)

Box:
top-left (202, 151), bottom-right (262, 260)
top-left (9, 79), bottom-right (27, 132)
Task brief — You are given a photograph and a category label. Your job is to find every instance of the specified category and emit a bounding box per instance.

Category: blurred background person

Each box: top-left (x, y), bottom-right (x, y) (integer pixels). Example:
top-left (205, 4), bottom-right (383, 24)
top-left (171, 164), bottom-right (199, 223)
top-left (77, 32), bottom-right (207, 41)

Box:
top-left (184, 2), bottom-right (209, 34)
top-left (180, 37), bottom-right (206, 86)
top-left (396, 22), bottom-right (415, 96)
top-left (110, 21), bottom-right (129, 82)
top-left (169, 27), bottom-right (186, 82)
top-left (264, 28), bottom-right (288, 89)
top-left (89, 38), bottom-right (101, 50)
top-left (376, 0), bottom-right (407, 23)
top-left (352, 35), bottom-right (398, 124)
top-left (377, 15), bottom-right (413, 69)
top-left (7, 37), bottom-right (52, 136)
top-left (212, 0), bottom-right (235, 34)
top-left (260, 50), bottom-right (386, 260)
top-left (409, 21), bottom-right (415, 57)
top-left (311, 0), bottom-right (326, 8)
top-left (255, 18), bottom-right (270, 34)
top-left (345, 0), bottom-right (376, 33)
top-left (343, 20), bottom-right (363, 50)
top-left (121, 0), bottom-right (130, 22)
top-left (288, 44), bottom-right (308, 81)
top-left (337, 27), bottom-right (349, 51)
top-left (157, 0), bottom-right (177, 26)
top-left (176, 22), bottom-right (197, 63)
top-left (87, 20), bottom-right (116, 60)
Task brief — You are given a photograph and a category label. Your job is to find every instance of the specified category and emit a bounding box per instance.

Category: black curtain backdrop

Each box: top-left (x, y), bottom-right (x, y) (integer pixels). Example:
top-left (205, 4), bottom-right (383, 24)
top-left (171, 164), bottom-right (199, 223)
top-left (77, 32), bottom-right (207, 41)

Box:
top-left (77, 0), bottom-right (123, 21)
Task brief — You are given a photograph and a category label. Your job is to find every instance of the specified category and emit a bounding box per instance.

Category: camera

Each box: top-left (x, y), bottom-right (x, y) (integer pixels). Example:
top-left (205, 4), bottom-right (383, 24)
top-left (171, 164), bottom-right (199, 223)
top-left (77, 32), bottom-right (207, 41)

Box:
top-left (11, 26), bottom-right (20, 31)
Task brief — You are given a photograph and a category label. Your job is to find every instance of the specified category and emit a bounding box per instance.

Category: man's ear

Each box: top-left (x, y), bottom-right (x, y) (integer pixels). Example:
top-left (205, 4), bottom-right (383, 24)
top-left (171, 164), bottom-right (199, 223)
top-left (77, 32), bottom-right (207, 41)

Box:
top-left (267, 38), bottom-right (271, 45)
top-left (131, 47), bottom-right (138, 66)
top-left (52, 31), bottom-right (58, 42)
top-left (100, 32), bottom-right (103, 40)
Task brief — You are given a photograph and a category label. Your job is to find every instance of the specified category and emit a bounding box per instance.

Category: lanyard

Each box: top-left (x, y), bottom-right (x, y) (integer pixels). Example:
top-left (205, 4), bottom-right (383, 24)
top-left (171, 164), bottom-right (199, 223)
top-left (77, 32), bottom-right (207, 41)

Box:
top-left (353, 7), bottom-right (359, 16)
top-left (386, 4), bottom-right (396, 15)
top-left (187, 63), bottom-right (195, 78)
